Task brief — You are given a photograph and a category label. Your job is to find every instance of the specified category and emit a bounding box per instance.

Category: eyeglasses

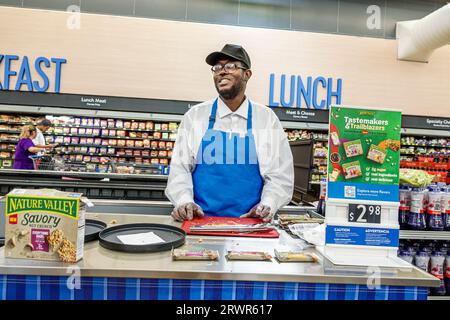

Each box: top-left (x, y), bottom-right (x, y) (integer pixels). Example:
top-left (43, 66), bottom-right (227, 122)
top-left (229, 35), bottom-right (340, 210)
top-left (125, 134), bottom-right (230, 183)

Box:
top-left (211, 63), bottom-right (247, 74)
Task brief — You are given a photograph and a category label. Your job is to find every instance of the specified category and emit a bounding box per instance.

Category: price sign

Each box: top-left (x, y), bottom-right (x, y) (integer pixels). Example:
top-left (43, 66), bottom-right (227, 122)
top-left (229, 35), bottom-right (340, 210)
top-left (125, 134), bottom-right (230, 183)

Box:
top-left (348, 204), bottom-right (381, 224)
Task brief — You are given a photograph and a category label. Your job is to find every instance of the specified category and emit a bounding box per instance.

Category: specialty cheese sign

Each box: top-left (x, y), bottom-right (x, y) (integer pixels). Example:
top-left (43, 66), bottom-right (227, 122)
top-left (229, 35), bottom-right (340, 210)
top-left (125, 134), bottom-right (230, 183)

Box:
top-left (0, 54), bottom-right (67, 93)
top-left (327, 105), bottom-right (402, 203)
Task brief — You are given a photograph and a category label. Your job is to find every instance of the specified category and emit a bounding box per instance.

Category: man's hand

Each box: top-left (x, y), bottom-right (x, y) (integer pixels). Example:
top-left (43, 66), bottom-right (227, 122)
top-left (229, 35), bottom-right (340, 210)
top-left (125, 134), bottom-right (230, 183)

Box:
top-left (240, 204), bottom-right (274, 222)
top-left (171, 202), bottom-right (204, 222)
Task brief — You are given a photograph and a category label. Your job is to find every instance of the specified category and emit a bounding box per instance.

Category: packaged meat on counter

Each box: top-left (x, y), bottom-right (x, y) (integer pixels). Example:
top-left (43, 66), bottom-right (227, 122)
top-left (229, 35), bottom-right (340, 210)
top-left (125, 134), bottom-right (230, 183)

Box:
top-left (226, 251), bottom-right (272, 261)
top-left (172, 247), bottom-right (219, 261)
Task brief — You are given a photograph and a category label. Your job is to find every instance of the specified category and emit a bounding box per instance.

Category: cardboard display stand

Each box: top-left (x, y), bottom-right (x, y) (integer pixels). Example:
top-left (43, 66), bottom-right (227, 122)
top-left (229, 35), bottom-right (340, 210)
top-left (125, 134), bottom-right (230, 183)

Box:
top-left (321, 105), bottom-right (411, 268)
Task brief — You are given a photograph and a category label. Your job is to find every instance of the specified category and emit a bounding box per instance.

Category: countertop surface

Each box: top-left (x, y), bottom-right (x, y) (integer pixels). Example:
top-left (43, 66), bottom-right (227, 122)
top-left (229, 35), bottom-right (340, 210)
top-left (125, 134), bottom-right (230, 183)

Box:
top-left (0, 213), bottom-right (439, 287)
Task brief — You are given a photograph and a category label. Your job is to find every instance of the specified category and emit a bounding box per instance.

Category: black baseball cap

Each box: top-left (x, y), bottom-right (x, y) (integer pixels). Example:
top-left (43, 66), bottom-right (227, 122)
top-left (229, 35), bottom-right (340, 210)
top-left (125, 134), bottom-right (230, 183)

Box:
top-left (205, 44), bottom-right (251, 69)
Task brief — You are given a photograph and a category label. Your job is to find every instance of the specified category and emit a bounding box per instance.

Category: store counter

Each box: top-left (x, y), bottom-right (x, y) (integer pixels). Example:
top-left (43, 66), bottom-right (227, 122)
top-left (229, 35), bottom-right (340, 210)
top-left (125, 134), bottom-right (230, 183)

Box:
top-left (0, 213), bottom-right (438, 300)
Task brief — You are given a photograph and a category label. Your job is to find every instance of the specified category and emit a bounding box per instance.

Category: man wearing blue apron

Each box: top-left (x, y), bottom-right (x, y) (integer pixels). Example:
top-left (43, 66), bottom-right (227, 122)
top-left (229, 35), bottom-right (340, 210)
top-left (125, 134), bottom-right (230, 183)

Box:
top-left (166, 44), bottom-right (294, 222)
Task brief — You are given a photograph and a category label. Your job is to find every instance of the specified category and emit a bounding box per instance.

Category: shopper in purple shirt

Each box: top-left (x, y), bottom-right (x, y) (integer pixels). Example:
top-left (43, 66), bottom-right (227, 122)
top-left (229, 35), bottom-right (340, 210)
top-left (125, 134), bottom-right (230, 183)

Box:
top-left (13, 125), bottom-right (46, 170)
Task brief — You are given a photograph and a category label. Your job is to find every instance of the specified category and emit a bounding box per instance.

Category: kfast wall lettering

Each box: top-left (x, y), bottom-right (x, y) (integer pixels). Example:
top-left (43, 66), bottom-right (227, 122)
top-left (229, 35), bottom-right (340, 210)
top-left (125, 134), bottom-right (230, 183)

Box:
top-left (0, 54), bottom-right (67, 93)
top-left (268, 73), bottom-right (343, 109)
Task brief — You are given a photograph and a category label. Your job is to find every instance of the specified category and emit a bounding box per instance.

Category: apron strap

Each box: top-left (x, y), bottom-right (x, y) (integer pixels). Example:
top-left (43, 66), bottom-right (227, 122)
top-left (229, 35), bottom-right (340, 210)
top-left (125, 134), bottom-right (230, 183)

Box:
top-left (208, 99), bottom-right (219, 130)
top-left (247, 101), bottom-right (253, 131)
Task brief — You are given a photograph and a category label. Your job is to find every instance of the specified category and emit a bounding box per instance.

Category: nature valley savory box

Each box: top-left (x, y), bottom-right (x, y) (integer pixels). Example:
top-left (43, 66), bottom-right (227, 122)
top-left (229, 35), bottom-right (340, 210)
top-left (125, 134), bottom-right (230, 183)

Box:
top-left (4, 189), bottom-right (86, 263)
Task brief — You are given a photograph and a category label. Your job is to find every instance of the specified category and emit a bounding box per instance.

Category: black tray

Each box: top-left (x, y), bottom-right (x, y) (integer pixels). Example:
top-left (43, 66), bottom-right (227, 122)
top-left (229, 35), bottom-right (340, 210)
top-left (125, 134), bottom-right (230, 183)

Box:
top-left (85, 219), bottom-right (107, 243)
top-left (0, 237), bottom-right (4, 247)
top-left (99, 223), bottom-right (186, 253)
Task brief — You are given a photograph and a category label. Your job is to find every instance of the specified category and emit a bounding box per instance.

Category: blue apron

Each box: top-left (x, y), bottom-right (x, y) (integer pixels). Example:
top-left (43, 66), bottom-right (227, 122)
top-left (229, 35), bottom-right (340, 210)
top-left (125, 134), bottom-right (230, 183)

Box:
top-left (192, 99), bottom-right (264, 217)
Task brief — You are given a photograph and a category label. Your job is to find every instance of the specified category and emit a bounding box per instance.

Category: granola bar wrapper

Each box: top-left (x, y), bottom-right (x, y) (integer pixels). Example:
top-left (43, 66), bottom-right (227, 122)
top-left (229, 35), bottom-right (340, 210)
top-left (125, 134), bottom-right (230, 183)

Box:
top-left (226, 251), bottom-right (272, 261)
top-left (4, 188), bottom-right (89, 263)
top-left (274, 250), bottom-right (319, 263)
top-left (172, 248), bottom-right (219, 261)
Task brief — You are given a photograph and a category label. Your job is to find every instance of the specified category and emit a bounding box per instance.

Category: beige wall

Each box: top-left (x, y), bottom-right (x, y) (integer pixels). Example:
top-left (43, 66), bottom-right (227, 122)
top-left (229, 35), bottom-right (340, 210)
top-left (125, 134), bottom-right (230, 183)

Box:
top-left (0, 6), bottom-right (449, 117)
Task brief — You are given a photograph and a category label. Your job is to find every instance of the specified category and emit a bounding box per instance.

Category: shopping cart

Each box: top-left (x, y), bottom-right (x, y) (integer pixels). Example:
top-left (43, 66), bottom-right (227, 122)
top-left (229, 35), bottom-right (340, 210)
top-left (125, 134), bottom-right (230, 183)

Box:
top-left (29, 154), bottom-right (65, 171)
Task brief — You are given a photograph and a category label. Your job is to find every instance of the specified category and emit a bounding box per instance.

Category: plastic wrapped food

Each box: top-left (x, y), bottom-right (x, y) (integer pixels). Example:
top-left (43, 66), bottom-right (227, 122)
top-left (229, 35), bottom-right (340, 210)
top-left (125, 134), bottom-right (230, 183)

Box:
top-left (107, 119), bottom-right (115, 128)
top-left (142, 132), bottom-right (149, 138)
top-left (124, 121), bottom-right (131, 129)
top-left (138, 122), bottom-right (146, 130)
top-left (126, 140), bottom-right (135, 147)
top-left (151, 158), bottom-right (159, 164)
top-left (161, 123), bottom-right (169, 131)
top-left (169, 123), bottom-right (178, 131)
top-left (109, 139), bottom-right (117, 146)
top-left (86, 138), bottom-right (94, 144)
top-left (100, 119), bottom-right (108, 127)
top-left (159, 151), bottom-right (168, 157)
top-left (92, 129), bottom-right (100, 136)
top-left (117, 139), bottom-right (126, 147)
top-left (81, 118), bottom-right (88, 126)
top-left (400, 169), bottom-right (435, 187)
top-left (117, 130), bottom-right (126, 137)
top-left (78, 128), bottom-right (86, 135)
top-left (146, 121), bottom-right (154, 130)
top-left (343, 139), bottom-right (363, 158)
top-left (274, 250), bottom-right (318, 263)
top-left (162, 132), bottom-right (169, 140)
top-left (142, 150), bottom-right (150, 157)
top-left (143, 139), bottom-right (151, 147)
top-left (133, 150), bottom-right (141, 156)
top-left (109, 129), bottom-right (117, 136)
top-left (135, 141), bottom-right (144, 148)
top-left (226, 251), bottom-right (272, 261)
top-left (94, 138), bottom-right (102, 145)
top-left (85, 128), bottom-right (93, 135)
top-left (154, 123), bottom-right (161, 131)
top-left (93, 118), bottom-right (101, 127)
top-left (63, 137), bottom-right (71, 144)
top-left (159, 159), bottom-right (169, 165)
top-left (131, 122), bottom-right (139, 129)
top-left (172, 248), bottom-right (219, 261)
top-left (115, 120), bottom-right (123, 128)
top-left (158, 141), bottom-right (166, 149)
top-left (342, 161), bottom-right (362, 179)
top-left (129, 132), bottom-right (137, 138)
top-left (329, 168), bottom-right (341, 182)
top-left (151, 141), bottom-right (158, 148)
top-left (87, 119), bottom-right (94, 126)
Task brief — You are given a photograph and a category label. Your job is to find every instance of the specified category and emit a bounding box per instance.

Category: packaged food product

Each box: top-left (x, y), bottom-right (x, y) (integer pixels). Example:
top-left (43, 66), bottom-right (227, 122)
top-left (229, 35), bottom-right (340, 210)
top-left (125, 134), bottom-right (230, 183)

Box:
top-left (342, 161), bottom-right (362, 179)
top-left (107, 119), bottom-right (115, 128)
top-left (126, 140), bottom-right (135, 147)
top-left (161, 123), bottom-right (169, 131)
top-left (109, 129), bottom-right (116, 136)
top-left (135, 141), bottom-right (144, 148)
top-left (109, 139), bottom-right (117, 146)
top-left (226, 251), bottom-right (272, 261)
top-left (100, 147), bottom-right (107, 154)
top-left (146, 121), bottom-right (154, 130)
top-left (135, 157), bottom-right (143, 163)
top-left (329, 168), bottom-right (341, 182)
top-left (151, 150), bottom-right (158, 157)
top-left (92, 129), bottom-right (100, 136)
top-left (167, 151), bottom-right (173, 158)
top-left (151, 141), bottom-right (158, 148)
top-left (74, 147), bottom-right (81, 153)
top-left (136, 132), bottom-right (142, 138)
top-left (80, 138), bottom-right (87, 145)
top-left (4, 189), bottom-right (87, 263)
top-left (131, 122), bottom-right (139, 129)
top-left (274, 250), bottom-right (318, 263)
top-left (162, 133), bottom-right (169, 140)
top-left (74, 118), bottom-right (81, 126)
top-left (129, 132), bottom-right (137, 138)
top-left (54, 127), bottom-right (64, 134)
top-left (85, 128), bottom-right (93, 135)
top-left (115, 120), bottom-right (123, 128)
top-left (117, 149), bottom-right (126, 156)
top-left (101, 140), bottom-right (108, 146)
top-left (117, 140), bottom-right (126, 147)
top-left (83, 156), bottom-right (91, 162)
top-left (87, 119), bottom-right (94, 126)
top-left (151, 158), bottom-right (159, 164)
top-left (154, 123), bottom-right (161, 131)
top-left (172, 248), bottom-right (219, 261)
top-left (91, 157), bottom-right (100, 163)
top-left (143, 139), bottom-right (151, 147)
top-left (142, 132), bottom-right (149, 138)
top-left (117, 130), bottom-right (126, 137)
top-left (80, 147), bottom-right (88, 153)
top-left (169, 133), bottom-right (177, 140)
top-left (94, 138), bottom-right (102, 145)
top-left (166, 142), bottom-right (174, 149)
top-left (63, 127), bottom-right (70, 134)
top-left (124, 121), bottom-right (131, 129)
top-left (367, 144), bottom-right (388, 164)
top-left (78, 128), bottom-right (86, 135)
top-left (159, 159), bottom-right (168, 165)
top-left (81, 118), bottom-right (88, 126)
top-left (343, 139), bottom-right (363, 158)
top-left (93, 119), bottom-right (101, 127)
top-left (143, 159), bottom-right (150, 164)
top-left (159, 151), bottom-right (168, 157)
top-left (138, 122), bottom-right (146, 130)
top-left (86, 138), bottom-right (94, 145)
top-left (100, 119), bottom-right (108, 127)
top-left (133, 150), bottom-right (141, 156)
top-left (107, 148), bottom-right (115, 154)
top-left (75, 155), bottom-right (83, 162)
top-left (63, 137), bottom-right (71, 144)
top-left (169, 123), bottom-right (178, 131)
top-left (158, 141), bottom-right (166, 149)
top-left (88, 147), bottom-right (97, 153)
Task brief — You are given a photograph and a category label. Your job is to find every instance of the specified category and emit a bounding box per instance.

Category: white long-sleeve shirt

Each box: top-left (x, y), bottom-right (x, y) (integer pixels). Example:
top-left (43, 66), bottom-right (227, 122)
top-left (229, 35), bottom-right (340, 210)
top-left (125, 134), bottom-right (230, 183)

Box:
top-left (165, 97), bottom-right (294, 213)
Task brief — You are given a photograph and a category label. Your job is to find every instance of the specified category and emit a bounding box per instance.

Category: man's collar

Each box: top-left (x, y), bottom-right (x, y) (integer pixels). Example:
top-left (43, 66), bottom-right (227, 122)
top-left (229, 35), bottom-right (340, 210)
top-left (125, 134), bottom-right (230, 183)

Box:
top-left (217, 97), bottom-right (249, 119)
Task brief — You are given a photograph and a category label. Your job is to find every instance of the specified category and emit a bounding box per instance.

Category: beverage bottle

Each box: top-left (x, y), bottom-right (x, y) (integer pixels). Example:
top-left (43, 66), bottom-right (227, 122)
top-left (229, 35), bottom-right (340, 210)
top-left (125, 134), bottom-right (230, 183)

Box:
top-left (317, 177), bottom-right (327, 216)
top-left (427, 185), bottom-right (444, 231)
top-left (430, 250), bottom-right (446, 296)
top-left (414, 250), bottom-right (430, 272)
top-left (408, 188), bottom-right (427, 230)
top-left (399, 186), bottom-right (411, 230)
top-left (445, 255), bottom-right (450, 296)
top-left (398, 250), bottom-right (413, 264)
top-left (442, 186), bottom-right (450, 231)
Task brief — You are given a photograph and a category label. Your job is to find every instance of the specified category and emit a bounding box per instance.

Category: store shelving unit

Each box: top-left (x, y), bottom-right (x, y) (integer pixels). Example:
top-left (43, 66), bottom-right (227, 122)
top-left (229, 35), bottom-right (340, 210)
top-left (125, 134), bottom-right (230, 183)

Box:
top-left (400, 230), bottom-right (450, 240)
